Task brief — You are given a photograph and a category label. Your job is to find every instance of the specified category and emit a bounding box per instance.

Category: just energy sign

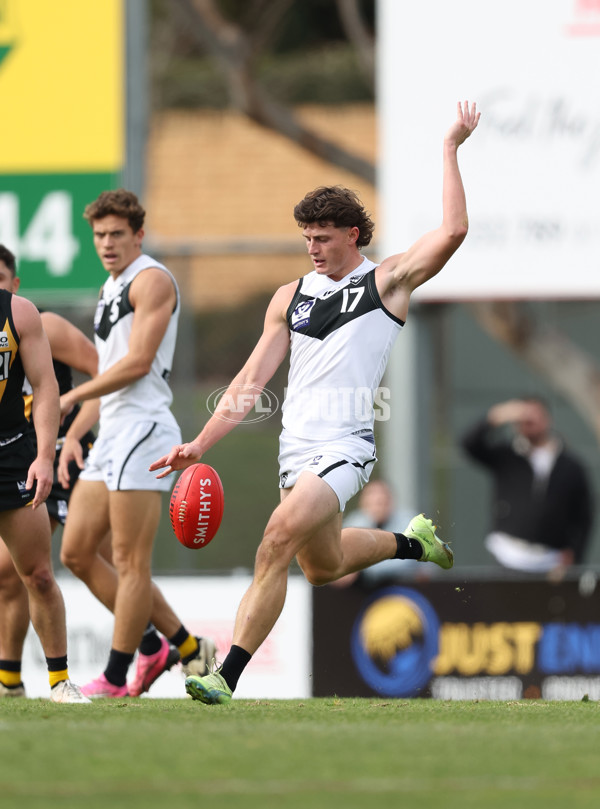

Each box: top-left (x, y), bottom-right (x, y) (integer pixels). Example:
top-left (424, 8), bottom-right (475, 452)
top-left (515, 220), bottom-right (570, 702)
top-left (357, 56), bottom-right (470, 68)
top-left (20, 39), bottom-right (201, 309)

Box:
top-left (313, 579), bottom-right (600, 700)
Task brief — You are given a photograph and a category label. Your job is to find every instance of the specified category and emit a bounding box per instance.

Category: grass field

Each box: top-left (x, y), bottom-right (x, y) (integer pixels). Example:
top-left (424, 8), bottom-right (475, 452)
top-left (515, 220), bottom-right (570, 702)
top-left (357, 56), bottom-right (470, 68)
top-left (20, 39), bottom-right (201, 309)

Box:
top-left (1, 698), bottom-right (599, 809)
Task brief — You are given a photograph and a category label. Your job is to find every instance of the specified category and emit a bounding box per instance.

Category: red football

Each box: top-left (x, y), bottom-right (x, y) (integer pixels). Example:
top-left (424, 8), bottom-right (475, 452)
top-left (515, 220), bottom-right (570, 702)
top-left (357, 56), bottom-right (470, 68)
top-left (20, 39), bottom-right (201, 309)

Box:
top-left (169, 463), bottom-right (224, 549)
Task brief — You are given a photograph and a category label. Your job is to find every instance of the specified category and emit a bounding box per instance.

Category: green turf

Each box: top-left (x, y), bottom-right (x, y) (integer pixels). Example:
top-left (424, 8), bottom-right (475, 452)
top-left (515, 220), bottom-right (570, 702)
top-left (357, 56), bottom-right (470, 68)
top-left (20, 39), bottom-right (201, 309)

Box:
top-left (1, 698), bottom-right (599, 809)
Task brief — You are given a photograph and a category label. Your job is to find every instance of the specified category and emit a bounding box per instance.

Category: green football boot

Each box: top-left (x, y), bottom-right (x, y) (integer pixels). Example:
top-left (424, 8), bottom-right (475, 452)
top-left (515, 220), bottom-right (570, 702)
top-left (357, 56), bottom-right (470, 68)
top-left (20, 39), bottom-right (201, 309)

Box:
top-left (403, 513), bottom-right (454, 570)
top-left (185, 670), bottom-right (232, 705)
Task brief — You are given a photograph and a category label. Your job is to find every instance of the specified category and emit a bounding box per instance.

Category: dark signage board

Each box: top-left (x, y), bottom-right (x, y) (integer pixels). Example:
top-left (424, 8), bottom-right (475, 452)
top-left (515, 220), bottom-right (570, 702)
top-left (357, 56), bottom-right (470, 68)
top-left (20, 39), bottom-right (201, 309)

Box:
top-left (312, 577), bottom-right (600, 700)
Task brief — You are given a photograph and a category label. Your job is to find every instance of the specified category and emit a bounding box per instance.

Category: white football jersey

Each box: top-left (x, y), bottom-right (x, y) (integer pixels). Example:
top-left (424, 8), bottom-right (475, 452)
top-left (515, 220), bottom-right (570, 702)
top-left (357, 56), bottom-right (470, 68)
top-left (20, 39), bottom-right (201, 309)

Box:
top-left (93, 253), bottom-right (180, 436)
top-left (282, 256), bottom-right (404, 440)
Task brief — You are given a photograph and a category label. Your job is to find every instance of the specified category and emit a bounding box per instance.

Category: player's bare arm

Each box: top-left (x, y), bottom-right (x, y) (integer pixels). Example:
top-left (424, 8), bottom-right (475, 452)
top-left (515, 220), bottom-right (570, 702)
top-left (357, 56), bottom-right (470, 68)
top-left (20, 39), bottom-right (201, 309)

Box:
top-left (150, 282), bottom-right (294, 478)
top-left (12, 296), bottom-right (59, 507)
top-left (41, 311), bottom-right (98, 378)
top-left (376, 101), bottom-right (480, 321)
top-left (60, 267), bottom-right (175, 414)
top-left (42, 312), bottom-right (99, 487)
top-left (57, 398), bottom-right (101, 488)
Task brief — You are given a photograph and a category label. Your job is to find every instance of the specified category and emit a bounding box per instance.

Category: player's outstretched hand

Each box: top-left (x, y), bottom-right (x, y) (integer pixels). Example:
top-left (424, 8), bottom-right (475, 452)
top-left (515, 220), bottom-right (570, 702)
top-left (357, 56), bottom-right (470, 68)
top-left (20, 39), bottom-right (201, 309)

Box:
top-left (445, 101), bottom-right (480, 148)
top-left (149, 441), bottom-right (203, 479)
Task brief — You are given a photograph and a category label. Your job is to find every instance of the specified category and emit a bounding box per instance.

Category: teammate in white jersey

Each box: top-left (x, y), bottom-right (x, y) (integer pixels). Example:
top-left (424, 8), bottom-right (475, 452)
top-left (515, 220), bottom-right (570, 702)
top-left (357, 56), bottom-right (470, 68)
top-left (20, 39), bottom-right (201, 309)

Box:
top-left (151, 102), bottom-right (481, 704)
top-left (57, 190), bottom-right (214, 698)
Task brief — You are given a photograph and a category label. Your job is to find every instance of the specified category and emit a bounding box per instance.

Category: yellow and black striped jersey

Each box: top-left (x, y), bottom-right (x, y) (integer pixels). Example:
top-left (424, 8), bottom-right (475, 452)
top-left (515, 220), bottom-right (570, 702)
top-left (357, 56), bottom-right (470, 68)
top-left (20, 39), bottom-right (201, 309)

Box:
top-left (0, 289), bottom-right (28, 440)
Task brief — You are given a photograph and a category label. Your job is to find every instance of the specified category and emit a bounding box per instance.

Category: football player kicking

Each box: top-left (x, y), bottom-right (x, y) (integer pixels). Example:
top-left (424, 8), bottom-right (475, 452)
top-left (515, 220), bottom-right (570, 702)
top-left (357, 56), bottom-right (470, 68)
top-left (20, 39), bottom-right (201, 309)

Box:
top-left (151, 102), bottom-right (480, 704)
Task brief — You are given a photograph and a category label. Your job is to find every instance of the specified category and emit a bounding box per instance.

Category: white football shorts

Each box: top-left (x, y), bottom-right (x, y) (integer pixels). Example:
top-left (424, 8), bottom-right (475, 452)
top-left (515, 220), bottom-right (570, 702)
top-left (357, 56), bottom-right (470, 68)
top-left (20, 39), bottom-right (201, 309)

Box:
top-left (278, 428), bottom-right (377, 511)
top-left (79, 420), bottom-right (181, 492)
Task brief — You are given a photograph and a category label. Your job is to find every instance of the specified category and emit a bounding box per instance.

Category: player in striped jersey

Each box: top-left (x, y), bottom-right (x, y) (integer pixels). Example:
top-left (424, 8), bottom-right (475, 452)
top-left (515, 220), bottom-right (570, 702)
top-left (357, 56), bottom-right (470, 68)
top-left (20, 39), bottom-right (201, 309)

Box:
top-left (0, 245), bottom-right (89, 703)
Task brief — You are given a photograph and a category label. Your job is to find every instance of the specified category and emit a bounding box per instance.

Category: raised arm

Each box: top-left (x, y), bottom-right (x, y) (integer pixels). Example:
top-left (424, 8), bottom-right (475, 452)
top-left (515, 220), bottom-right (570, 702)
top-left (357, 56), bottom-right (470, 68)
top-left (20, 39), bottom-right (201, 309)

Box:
top-left (377, 101), bottom-right (480, 319)
top-left (12, 297), bottom-right (60, 507)
top-left (150, 282), bottom-right (294, 477)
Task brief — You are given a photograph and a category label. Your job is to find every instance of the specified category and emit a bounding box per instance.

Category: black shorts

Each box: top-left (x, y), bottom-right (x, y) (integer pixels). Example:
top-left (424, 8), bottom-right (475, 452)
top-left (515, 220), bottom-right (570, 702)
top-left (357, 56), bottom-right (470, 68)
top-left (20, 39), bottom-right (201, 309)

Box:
top-left (46, 430), bottom-right (96, 525)
top-left (0, 431), bottom-right (37, 512)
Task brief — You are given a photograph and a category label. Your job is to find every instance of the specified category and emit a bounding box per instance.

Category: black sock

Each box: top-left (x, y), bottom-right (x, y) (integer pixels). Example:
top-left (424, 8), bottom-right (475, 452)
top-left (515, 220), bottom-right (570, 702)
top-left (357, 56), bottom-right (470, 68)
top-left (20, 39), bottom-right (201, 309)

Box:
top-left (168, 626), bottom-right (199, 663)
top-left (46, 655), bottom-right (69, 688)
top-left (168, 625), bottom-right (190, 649)
top-left (0, 659), bottom-right (21, 674)
top-left (219, 645), bottom-right (252, 692)
top-left (0, 658), bottom-right (22, 688)
top-left (393, 532), bottom-right (423, 560)
top-left (104, 649), bottom-right (135, 687)
top-left (46, 655), bottom-right (68, 672)
top-left (139, 623), bottom-right (163, 656)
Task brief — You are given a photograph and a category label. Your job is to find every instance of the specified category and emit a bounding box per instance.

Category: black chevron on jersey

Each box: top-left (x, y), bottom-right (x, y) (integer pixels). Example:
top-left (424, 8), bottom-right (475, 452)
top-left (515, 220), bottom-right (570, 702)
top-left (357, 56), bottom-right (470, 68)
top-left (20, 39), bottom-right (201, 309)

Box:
top-left (287, 269), bottom-right (402, 341)
top-left (94, 282), bottom-right (134, 341)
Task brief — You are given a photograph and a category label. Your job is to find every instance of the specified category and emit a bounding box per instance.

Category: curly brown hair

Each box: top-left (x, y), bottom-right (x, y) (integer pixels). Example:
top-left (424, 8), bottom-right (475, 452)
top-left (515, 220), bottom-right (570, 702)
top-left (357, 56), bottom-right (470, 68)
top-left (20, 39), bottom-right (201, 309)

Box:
top-left (293, 186), bottom-right (375, 248)
top-left (83, 189), bottom-right (146, 233)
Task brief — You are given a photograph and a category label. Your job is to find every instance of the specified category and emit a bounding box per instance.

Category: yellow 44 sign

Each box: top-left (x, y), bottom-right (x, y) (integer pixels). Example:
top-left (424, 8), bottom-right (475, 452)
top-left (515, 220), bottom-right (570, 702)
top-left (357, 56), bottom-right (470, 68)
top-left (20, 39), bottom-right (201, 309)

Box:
top-left (0, 0), bottom-right (124, 300)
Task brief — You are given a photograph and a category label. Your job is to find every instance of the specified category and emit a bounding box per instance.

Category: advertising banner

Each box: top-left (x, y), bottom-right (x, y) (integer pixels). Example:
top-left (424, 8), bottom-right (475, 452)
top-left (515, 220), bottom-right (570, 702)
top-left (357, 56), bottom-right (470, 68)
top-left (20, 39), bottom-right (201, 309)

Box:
top-left (378, 0), bottom-right (600, 300)
top-left (313, 578), bottom-right (600, 700)
top-left (0, 0), bottom-right (123, 300)
top-left (22, 575), bottom-right (312, 700)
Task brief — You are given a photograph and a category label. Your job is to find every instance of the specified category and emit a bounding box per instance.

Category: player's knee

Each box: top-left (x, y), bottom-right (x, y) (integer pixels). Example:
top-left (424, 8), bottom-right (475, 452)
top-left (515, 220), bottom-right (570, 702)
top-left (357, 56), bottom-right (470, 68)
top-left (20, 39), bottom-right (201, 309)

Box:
top-left (255, 537), bottom-right (292, 573)
top-left (22, 566), bottom-right (55, 596)
top-left (307, 571), bottom-right (333, 587)
top-left (297, 561), bottom-right (336, 587)
top-left (257, 518), bottom-right (298, 570)
top-left (111, 543), bottom-right (148, 576)
top-left (60, 545), bottom-right (88, 579)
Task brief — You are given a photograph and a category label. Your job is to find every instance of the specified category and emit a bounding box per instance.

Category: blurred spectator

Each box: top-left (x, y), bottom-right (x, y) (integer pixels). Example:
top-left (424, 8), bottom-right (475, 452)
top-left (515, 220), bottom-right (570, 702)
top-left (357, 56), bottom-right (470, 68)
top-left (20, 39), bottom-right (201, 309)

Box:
top-left (461, 397), bottom-right (594, 578)
top-left (334, 480), bottom-right (422, 587)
